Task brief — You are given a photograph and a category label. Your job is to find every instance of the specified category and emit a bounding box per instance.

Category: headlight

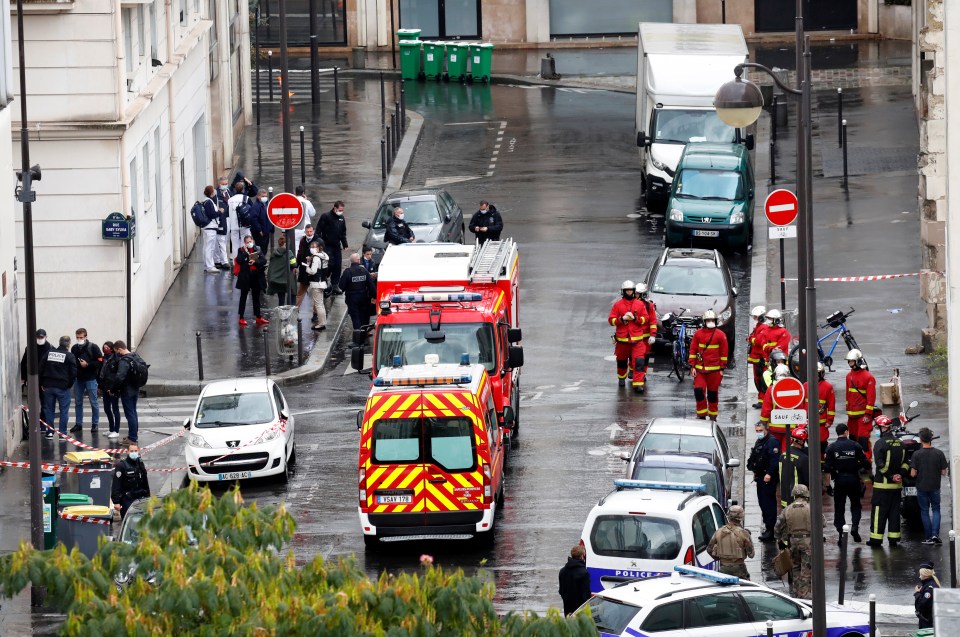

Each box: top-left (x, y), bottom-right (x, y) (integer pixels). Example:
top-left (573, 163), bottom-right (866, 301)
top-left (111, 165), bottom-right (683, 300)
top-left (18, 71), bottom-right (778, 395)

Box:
top-left (719, 308), bottom-right (733, 324)
top-left (258, 428), bottom-right (280, 443)
top-left (729, 211), bottom-right (745, 225)
top-left (651, 157), bottom-right (668, 172)
top-left (187, 433), bottom-right (211, 448)
top-left (669, 209), bottom-right (684, 222)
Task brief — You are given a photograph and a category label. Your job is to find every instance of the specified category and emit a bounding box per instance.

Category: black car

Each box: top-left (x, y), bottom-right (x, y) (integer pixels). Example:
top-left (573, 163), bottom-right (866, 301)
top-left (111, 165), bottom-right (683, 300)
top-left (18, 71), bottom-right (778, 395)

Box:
top-left (361, 188), bottom-right (465, 263)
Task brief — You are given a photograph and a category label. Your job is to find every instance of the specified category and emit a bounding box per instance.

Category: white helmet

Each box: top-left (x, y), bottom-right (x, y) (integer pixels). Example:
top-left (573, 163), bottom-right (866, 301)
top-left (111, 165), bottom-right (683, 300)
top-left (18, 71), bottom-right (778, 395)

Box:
top-left (765, 308), bottom-right (782, 321)
top-left (703, 309), bottom-right (718, 321)
top-left (751, 305), bottom-right (767, 319)
top-left (817, 361), bottom-right (825, 375)
top-left (846, 349), bottom-right (863, 361)
top-left (621, 280), bottom-right (636, 292)
top-left (774, 364), bottom-right (791, 380)
top-left (637, 282), bottom-right (649, 295)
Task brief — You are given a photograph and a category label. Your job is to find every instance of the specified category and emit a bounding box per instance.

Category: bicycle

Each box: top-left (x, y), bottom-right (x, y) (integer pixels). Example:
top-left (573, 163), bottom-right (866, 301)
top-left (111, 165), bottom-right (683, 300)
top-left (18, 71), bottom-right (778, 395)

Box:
top-left (663, 308), bottom-right (702, 382)
top-left (788, 308), bottom-right (863, 378)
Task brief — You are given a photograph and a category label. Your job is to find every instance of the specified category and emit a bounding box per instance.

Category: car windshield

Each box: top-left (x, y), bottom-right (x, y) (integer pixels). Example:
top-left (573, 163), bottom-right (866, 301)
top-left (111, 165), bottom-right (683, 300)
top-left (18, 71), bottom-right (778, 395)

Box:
top-left (632, 466), bottom-right (720, 501)
top-left (674, 168), bottom-right (743, 201)
top-left (373, 200), bottom-right (441, 228)
top-left (119, 509), bottom-right (146, 544)
top-left (640, 433), bottom-right (718, 456)
top-left (195, 392), bottom-right (274, 427)
top-left (590, 514), bottom-right (681, 559)
top-left (652, 110), bottom-right (736, 144)
top-left (583, 597), bottom-right (642, 634)
top-left (652, 265), bottom-right (728, 296)
top-left (375, 323), bottom-right (496, 372)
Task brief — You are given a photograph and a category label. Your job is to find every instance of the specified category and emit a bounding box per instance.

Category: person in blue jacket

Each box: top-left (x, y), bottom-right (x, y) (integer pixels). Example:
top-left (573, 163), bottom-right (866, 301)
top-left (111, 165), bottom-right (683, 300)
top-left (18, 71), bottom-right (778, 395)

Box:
top-left (747, 420), bottom-right (781, 542)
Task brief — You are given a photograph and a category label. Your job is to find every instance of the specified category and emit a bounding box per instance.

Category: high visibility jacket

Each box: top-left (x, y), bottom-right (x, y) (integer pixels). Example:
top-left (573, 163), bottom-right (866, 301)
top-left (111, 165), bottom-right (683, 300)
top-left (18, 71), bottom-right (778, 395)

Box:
top-left (778, 446), bottom-right (810, 506)
top-left (638, 299), bottom-right (658, 339)
top-left (688, 327), bottom-right (728, 373)
top-left (845, 368), bottom-right (877, 419)
top-left (872, 433), bottom-right (907, 490)
top-left (747, 322), bottom-right (768, 364)
top-left (761, 325), bottom-right (791, 359)
top-left (608, 297), bottom-right (649, 343)
top-left (759, 391), bottom-right (788, 435)
top-left (804, 379), bottom-right (836, 427)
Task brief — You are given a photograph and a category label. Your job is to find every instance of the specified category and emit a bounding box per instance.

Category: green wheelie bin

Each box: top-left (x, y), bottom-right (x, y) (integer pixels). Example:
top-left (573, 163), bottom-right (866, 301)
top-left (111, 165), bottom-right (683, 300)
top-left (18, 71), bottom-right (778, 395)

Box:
top-left (399, 39), bottom-right (422, 81)
top-left (396, 28), bottom-right (421, 41)
top-left (422, 42), bottom-right (445, 81)
top-left (42, 472), bottom-right (58, 550)
top-left (444, 43), bottom-right (469, 82)
top-left (468, 43), bottom-right (494, 83)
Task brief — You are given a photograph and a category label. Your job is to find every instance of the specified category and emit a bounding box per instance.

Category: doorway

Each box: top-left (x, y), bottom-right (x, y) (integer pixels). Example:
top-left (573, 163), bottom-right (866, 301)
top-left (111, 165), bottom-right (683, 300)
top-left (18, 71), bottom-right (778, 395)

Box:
top-left (399, 0), bottom-right (481, 40)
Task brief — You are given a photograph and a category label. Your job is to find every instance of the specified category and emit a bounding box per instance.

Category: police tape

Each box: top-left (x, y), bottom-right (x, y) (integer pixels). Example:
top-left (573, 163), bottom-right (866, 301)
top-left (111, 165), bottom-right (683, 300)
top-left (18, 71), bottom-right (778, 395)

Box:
top-left (149, 420), bottom-right (286, 473)
top-left (23, 406), bottom-right (186, 455)
top-left (780, 271), bottom-right (936, 283)
top-left (0, 460), bottom-right (112, 473)
top-left (59, 511), bottom-right (113, 526)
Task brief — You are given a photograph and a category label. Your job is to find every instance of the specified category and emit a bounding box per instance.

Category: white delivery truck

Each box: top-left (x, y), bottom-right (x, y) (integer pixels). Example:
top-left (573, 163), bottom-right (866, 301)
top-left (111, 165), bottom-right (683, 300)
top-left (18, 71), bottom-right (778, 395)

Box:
top-left (635, 23), bottom-right (751, 211)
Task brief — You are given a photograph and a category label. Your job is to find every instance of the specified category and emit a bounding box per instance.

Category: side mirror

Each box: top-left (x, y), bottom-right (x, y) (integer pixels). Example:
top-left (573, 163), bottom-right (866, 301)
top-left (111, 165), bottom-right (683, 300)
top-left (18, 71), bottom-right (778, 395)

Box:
top-left (732, 287), bottom-right (738, 297)
top-left (727, 458), bottom-right (741, 468)
top-left (909, 400), bottom-right (919, 409)
top-left (507, 327), bottom-right (522, 343)
top-left (636, 131), bottom-right (646, 147)
top-left (355, 410), bottom-right (363, 431)
top-left (352, 329), bottom-right (366, 346)
top-left (745, 133), bottom-right (755, 151)
top-left (507, 345), bottom-right (524, 369)
top-left (279, 408), bottom-right (289, 420)
top-left (802, 608), bottom-right (812, 620)
top-left (618, 451), bottom-right (631, 462)
top-left (444, 213), bottom-right (451, 223)
top-left (350, 347), bottom-right (364, 373)
top-left (361, 220), bottom-right (371, 229)
top-left (183, 417), bottom-right (191, 430)
top-left (503, 406), bottom-right (515, 425)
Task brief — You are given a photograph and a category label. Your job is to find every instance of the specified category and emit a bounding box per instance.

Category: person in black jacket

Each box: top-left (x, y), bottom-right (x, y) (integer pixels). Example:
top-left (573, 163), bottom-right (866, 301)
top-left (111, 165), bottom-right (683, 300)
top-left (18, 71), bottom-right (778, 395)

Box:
top-left (40, 335), bottom-right (78, 437)
top-left (70, 328), bottom-right (103, 434)
top-left (468, 200), bottom-right (503, 244)
top-left (748, 421), bottom-right (781, 541)
top-left (778, 427), bottom-right (810, 508)
top-left (824, 423), bottom-right (871, 544)
top-left (111, 445), bottom-right (150, 518)
top-left (236, 236), bottom-right (268, 327)
top-left (317, 200), bottom-right (348, 294)
top-left (99, 341), bottom-right (122, 440)
top-left (112, 340), bottom-right (143, 445)
top-left (249, 188), bottom-right (273, 255)
top-left (915, 561), bottom-right (940, 629)
top-left (558, 545), bottom-right (591, 616)
top-left (21, 327), bottom-right (51, 409)
top-left (339, 253), bottom-right (375, 329)
top-left (384, 207), bottom-right (415, 246)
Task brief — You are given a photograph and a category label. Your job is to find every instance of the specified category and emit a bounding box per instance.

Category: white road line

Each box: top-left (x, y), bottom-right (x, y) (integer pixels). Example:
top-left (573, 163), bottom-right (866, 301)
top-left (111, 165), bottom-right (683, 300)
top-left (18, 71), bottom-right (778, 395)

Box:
top-left (444, 121), bottom-right (493, 126)
top-left (486, 171), bottom-right (494, 176)
top-left (492, 150), bottom-right (499, 155)
top-left (499, 122), bottom-right (507, 129)
top-left (488, 164), bottom-right (496, 169)
top-left (494, 144), bottom-right (501, 149)
top-left (490, 156), bottom-right (498, 162)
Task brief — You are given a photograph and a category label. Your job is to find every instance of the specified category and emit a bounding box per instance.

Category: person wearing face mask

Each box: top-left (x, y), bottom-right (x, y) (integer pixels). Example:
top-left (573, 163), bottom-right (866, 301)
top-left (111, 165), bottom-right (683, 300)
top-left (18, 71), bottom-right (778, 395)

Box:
top-left (111, 444), bottom-right (150, 518)
top-left (249, 189), bottom-right (273, 255)
top-left (98, 341), bottom-right (122, 439)
top-left (747, 421), bottom-right (781, 541)
top-left (844, 348), bottom-right (877, 458)
top-left (303, 240), bottom-right (330, 331)
top-left (70, 328), bottom-right (103, 434)
top-left (318, 199), bottom-right (349, 295)
top-left (215, 177), bottom-right (233, 266)
top-left (608, 281), bottom-right (650, 392)
top-left (236, 235), bottom-right (269, 327)
top-left (759, 363), bottom-right (793, 451)
top-left (21, 328), bottom-right (52, 409)
top-left (293, 185), bottom-right (317, 248)
top-left (688, 309), bottom-right (729, 421)
top-left (760, 309), bottom-right (791, 362)
top-left (824, 423), bottom-right (870, 545)
top-left (468, 200), bottom-right (503, 244)
top-left (267, 235), bottom-right (296, 306)
top-left (39, 336), bottom-right (78, 438)
top-left (339, 252), bottom-right (376, 330)
top-left (295, 225), bottom-right (318, 309)
top-left (385, 206), bottom-right (415, 246)
top-left (867, 414), bottom-right (907, 547)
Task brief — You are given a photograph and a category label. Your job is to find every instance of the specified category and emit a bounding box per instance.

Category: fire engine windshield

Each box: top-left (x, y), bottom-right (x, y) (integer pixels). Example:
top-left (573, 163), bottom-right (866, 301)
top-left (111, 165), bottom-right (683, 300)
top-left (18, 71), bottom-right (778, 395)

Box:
top-left (376, 323), bottom-right (496, 372)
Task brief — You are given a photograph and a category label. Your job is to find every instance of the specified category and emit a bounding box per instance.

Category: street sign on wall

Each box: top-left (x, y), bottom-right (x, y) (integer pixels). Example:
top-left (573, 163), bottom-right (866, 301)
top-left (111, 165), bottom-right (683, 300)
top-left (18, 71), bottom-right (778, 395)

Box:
top-left (102, 212), bottom-right (135, 241)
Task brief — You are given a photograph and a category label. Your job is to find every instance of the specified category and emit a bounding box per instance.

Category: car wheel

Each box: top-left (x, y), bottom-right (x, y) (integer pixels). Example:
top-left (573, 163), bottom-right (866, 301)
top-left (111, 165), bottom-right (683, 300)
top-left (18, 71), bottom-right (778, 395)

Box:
top-left (496, 482), bottom-right (505, 508)
top-left (279, 457), bottom-right (291, 483)
top-left (288, 443), bottom-right (297, 467)
top-left (475, 527), bottom-right (496, 548)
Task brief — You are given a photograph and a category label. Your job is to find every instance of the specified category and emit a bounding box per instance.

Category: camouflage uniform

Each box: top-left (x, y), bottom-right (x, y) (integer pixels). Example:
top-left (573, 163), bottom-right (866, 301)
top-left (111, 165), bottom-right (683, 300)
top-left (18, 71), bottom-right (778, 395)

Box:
top-left (707, 506), bottom-right (755, 580)
top-left (774, 484), bottom-right (822, 599)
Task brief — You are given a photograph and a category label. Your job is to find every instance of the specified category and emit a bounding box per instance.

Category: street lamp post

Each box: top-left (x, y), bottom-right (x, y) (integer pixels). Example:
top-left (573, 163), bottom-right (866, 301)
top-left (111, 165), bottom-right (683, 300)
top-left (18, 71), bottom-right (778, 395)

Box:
top-left (714, 45), bottom-right (825, 637)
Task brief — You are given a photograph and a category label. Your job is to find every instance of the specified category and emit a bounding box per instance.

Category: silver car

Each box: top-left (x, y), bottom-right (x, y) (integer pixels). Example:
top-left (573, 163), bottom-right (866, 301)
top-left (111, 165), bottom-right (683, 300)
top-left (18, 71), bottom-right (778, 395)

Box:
top-left (360, 188), bottom-right (465, 263)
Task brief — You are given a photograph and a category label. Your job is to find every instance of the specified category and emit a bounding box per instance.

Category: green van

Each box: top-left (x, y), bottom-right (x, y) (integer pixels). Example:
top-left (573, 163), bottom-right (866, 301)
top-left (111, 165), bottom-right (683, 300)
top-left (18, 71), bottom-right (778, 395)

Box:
top-left (664, 142), bottom-right (754, 252)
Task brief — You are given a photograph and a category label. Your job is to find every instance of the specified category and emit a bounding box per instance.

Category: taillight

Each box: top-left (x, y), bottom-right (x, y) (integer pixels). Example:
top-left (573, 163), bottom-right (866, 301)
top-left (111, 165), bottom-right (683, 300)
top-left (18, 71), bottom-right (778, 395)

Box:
top-left (359, 468), bottom-right (366, 505)
top-left (482, 464), bottom-right (492, 499)
top-left (683, 546), bottom-right (695, 565)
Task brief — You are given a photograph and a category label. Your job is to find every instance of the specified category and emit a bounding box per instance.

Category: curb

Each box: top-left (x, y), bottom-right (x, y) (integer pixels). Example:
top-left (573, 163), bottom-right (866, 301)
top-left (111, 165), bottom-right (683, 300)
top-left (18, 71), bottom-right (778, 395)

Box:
top-left (337, 68), bottom-right (637, 94)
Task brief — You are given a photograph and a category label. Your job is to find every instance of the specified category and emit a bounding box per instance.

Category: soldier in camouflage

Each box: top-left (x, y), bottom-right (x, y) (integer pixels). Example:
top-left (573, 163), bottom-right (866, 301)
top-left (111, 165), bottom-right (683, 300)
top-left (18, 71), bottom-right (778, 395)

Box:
top-left (707, 505), bottom-right (754, 580)
top-left (774, 484), bottom-right (823, 599)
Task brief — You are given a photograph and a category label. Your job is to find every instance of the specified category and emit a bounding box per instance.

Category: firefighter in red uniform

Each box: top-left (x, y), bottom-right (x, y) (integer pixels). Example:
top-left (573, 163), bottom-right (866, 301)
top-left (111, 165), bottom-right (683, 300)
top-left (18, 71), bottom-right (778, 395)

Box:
top-left (804, 361), bottom-right (836, 462)
top-left (747, 305), bottom-right (768, 408)
top-left (688, 309), bottom-right (728, 421)
top-left (760, 363), bottom-right (792, 451)
top-left (760, 309), bottom-right (791, 362)
top-left (609, 281), bottom-right (650, 393)
top-left (634, 282), bottom-right (658, 391)
top-left (844, 348), bottom-right (877, 457)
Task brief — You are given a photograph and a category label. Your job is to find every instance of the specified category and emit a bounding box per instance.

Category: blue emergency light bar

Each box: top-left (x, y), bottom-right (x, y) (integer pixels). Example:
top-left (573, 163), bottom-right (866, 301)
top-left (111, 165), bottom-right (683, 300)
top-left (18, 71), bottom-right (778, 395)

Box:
top-left (390, 292), bottom-right (483, 303)
top-left (673, 565), bottom-right (740, 585)
top-left (613, 480), bottom-right (707, 493)
top-left (372, 375), bottom-right (473, 387)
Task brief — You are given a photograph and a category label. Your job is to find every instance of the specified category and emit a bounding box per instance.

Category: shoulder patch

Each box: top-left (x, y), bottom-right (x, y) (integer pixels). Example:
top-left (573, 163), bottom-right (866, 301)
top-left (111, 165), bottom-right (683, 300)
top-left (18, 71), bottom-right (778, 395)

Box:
top-left (116, 470), bottom-right (123, 478)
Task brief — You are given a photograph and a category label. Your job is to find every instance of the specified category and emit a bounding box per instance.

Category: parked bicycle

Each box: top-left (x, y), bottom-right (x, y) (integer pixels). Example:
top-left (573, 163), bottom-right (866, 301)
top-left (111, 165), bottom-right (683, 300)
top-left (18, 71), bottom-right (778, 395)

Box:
top-left (788, 308), bottom-right (864, 378)
top-left (662, 308), bottom-right (702, 382)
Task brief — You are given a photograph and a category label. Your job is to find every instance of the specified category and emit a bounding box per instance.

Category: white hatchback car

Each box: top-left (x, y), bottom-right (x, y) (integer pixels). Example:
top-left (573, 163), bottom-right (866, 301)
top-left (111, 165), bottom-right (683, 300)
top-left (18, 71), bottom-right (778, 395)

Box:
top-left (581, 480), bottom-right (725, 593)
top-left (184, 378), bottom-right (296, 482)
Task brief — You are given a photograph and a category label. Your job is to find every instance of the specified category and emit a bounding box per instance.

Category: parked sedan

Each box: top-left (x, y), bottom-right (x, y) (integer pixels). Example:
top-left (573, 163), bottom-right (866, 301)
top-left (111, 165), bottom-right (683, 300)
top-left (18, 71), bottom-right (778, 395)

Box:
top-left (623, 451), bottom-right (731, 509)
top-left (621, 418), bottom-right (740, 488)
top-left (361, 188), bottom-right (464, 263)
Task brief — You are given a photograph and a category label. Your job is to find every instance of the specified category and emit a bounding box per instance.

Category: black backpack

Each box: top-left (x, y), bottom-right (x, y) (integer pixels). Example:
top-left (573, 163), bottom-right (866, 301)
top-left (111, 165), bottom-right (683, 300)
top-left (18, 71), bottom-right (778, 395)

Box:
top-left (236, 196), bottom-right (253, 227)
top-left (125, 353), bottom-right (150, 388)
top-left (100, 355), bottom-right (120, 391)
top-left (190, 201), bottom-right (211, 227)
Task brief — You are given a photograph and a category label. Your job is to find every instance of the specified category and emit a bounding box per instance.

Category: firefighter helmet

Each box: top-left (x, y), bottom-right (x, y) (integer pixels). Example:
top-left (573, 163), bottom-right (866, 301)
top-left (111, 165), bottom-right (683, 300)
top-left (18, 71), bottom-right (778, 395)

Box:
top-left (817, 361), bottom-right (825, 376)
top-left (751, 305), bottom-right (767, 319)
top-left (703, 309), bottom-right (718, 321)
top-left (874, 415), bottom-right (894, 429)
top-left (791, 427), bottom-right (809, 442)
top-left (621, 280), bottom-right (636, 292)
top-left (774, 364), bottom-right (791, 380)
top-left (846, 349), bottom-right (865, 368)
top-left (769, 349), bottom-right (787, 365)
top-left (765, 308), bottom-right (782, 321)
top-left (636, 282), bottom-right (648, 295)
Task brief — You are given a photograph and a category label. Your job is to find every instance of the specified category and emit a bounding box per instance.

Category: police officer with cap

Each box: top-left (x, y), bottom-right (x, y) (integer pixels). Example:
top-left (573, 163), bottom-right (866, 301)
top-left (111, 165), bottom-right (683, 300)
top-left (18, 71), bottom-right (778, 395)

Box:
top-left (824, 422), bottom-right (871, 544)
top-left (111, 444), bottom-right (150, 517)
top-left (707, 505), bottom-right (754, 579)
top-left (915, 561), bottom-right (940, 629)
top-left (338, 253), bottom-right (376, 330)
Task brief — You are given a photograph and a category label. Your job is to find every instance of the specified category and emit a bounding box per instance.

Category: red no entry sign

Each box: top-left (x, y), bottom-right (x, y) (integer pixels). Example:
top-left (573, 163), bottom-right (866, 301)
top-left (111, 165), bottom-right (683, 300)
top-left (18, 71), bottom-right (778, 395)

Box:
top-left (267, 192), bottom-right (304, 230)
top-left (764, 189), bottom-right (799, 226)
top-left (771, 377), bottom-right (805, 410)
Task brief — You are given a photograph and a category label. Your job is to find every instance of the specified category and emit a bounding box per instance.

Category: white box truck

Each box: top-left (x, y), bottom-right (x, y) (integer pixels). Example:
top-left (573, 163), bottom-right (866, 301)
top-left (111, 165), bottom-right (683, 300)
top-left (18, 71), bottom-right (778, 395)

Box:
top-left (636, 23), bottom-right (751, 212)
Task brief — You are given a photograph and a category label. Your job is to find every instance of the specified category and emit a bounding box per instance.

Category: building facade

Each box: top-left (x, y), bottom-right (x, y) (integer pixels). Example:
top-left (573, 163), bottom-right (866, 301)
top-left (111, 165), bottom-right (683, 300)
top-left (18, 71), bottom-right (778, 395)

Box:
top-left (0, 0), bottom-right (17, 459)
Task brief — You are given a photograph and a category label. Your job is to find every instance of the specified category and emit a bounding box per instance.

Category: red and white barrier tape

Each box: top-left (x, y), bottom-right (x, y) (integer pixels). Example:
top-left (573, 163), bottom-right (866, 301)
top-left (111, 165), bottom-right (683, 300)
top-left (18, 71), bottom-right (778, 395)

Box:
top-left (154, 420), bottom-right (286, 473)
top-left (59, 511), bottom-right (113, 526)
top-left (23, 406), bottom-right (186, 455)
top-left (0, 460), bottom-right (112, 473)
top-left (780, 271), bottom-right (938, 283)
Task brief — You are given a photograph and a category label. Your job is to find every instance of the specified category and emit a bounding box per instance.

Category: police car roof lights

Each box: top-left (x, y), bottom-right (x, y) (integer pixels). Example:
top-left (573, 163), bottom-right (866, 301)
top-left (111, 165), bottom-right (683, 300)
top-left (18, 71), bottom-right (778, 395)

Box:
top-left (673, 564), bottom-right (740, 585)
top-left (389, 292), bottom-right (483, 304)
top-left (613, 479), bottom-right (707, 493)
top-left (372, 374), bottom-right (473, 388)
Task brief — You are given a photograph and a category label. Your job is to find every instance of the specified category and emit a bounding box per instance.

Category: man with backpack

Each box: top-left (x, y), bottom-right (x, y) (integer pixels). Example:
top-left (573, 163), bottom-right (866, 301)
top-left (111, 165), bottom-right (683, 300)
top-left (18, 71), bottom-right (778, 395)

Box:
top-left (112, 340), bottom-right (148, 446)
top-left (229, 179), bottom-right (256, 260)
top-left (196, 186), bottom-right (222, 273)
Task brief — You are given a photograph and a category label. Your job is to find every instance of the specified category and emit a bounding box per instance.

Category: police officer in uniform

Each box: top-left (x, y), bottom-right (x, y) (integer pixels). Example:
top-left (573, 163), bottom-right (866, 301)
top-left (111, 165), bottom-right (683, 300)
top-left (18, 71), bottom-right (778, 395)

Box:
top-left (824, 422), bottom-right (871, 544)
top-left (915, 561), bottom-right (940, 629)
top-left (748, 421), bottom-right (781, 542)
top-left (468, 200), bottom-right (504, 244)
top-left (111, 445), bottom-right (150, 518)
top-left (339, 253), bottom-right (376, 330)
top-left (384, 207), bottom-right (415, 245)
top-left (774, 484), bottom-right (823, 599)
top-left (707, 505), bottom-right (754, 579)
top-left (778, 427), bottom-right (810, 508)
top-left (867, 414), bottom-right (908, 547)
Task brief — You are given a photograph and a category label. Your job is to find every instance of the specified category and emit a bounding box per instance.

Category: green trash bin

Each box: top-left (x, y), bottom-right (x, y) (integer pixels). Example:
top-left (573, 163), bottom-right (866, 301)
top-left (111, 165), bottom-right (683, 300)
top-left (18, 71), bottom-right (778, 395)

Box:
top-left (445, 43), bottom-right (469, 82)
top-left (911, 630), bottom-right (935, 637)
top-left (422, 42), bottom-right (445, 81)
top-left (396, 28), bottom-right (421, 41)
top-left (60, 505), bottom-right (113, 558)
top-left (42, 472), bottom-right (58, 550)
top-left (58, 493), bottom-right (93, 509)
top-left (399, 40), bottom-right (422, 81)
top-left (468, 43), bottom-right (494, 83)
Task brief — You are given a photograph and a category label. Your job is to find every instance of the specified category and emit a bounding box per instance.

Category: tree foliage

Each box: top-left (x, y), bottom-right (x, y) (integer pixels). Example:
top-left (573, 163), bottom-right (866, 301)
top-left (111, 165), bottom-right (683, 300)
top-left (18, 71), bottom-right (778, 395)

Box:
top-left (0, 483), bottom-right (596, 637)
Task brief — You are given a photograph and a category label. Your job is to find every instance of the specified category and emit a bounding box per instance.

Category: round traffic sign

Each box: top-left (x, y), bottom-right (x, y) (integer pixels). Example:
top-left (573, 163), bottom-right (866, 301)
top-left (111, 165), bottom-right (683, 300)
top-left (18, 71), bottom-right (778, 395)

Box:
top-left (771, 377), bottom-right (805, 410)
top-left (764, 189), bottom-right (799, 226)
top-left (267, 192), bottom-right (304, 230)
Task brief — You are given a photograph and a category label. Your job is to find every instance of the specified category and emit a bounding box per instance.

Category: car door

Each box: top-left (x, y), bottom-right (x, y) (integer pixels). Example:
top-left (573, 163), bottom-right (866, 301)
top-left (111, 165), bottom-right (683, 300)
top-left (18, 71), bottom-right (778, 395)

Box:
top-left (738, 590), bottom-right (810, 637)
top-left (691, 505), bottom-right (718, 569)
top-left (441, 191), bottom-right (463, 241)
top-left (683, 592), bottom-right (754, 637)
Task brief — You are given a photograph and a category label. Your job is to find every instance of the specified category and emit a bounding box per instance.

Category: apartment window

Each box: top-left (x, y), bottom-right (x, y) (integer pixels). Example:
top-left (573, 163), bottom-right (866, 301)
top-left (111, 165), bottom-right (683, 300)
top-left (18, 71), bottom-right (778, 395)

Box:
top-left (208, 0), bottom-right (218, 81)
top-left (154, 127), bottom-right (163, 229)
top-left (179, 0), bottom-right (187, 25)
top-left (142, 141), bottom-right (152, 213)
top-left (137, 5), bottom-right (146, 60)
top-left (123, 9), bottom-right (134, 74)
top-left (129, 156), bottom-right (140, 262)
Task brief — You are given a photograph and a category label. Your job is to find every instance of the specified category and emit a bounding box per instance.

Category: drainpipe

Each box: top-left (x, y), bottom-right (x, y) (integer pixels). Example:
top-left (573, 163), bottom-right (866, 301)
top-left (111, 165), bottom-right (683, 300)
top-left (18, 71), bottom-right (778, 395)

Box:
top-left (165, 0), bottom-right (183, 266)
top-left (115, 0), bottom-right (126, 122)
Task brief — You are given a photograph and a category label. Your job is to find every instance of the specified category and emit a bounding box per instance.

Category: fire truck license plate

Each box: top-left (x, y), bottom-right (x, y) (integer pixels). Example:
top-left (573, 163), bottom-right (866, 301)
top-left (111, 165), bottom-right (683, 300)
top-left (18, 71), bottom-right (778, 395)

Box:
top-left (377, 495), bottom-right (412, 504)
top-left (692, 230), bottom-right (720, 238)
top-left (218, 471), bottom-right (251, 481)
top-left (903, 487), bottom-right (917, 496)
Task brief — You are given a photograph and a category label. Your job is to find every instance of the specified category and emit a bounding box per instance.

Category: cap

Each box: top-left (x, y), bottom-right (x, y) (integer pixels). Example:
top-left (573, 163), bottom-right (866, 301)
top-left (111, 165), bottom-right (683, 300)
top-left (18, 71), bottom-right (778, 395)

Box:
top-left (920, 561), bottom-right (935, 570)
top-left (36, 328), bottom-right (46, 337)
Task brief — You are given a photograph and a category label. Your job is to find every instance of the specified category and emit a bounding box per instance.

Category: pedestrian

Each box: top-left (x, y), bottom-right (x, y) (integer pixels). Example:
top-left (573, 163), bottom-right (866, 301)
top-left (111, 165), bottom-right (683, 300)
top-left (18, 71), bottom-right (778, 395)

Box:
top-left (778, 427), bottom-right (810, 508)
top-left (914, 561), bottom-right (940, 629)
top-left (39, 335), bottom-right (77, 438)
top-left (70, 328), bottom-right (103, 434)
top-left (200, 186), bottom-right (223, 273)
top-left (317, 199), bottom-right (348, 294)
top-left (759, 362), bottom-right (793, 451)
top-left (747, 305), bottom-right (768, 408)
top-left (360, 246), bottom-right (378, 279)
top-left (236, 235), bottom-right (269, 327)
top-left (112, 340), bottom-right (146, 445)
top-left (608, 280), bottom-right (650, 392)
top-left (910, 427), bottom-right (949, 545)
top-left (774, 483), bottom-right (823, 599)
top-left (110, 444), bottom-right (150, 518)
top-left (294, 185), bottom-right (317, 249)
top-left (215, 177), bottom-right (232, 262)
top-left (824, 423), bottom-right (870, 544)
top-left (558, 544), bottom-right (590, 616)
top-left (468, 200), bottom-right (503, 244)
top-left (267, 235), bottom-right (296, 306)
top-left (384, 207), bottom-right (415, 245)
top-left (688, 309), bottom-right (728, 420)
top-left (634, 282), bottom-right (658, 391)
top-left (339, 253), bottom-right (376, 330)
top-left (21, 328), bottom-right (51, 409)
top-left (303, 240), bottom-right (329, 331)
top-left (707, 505), bottom-right (754, 579)
top-left (99, 341), bottom-right (122, 440)
top-left (747, 421), bottom-right (781, 542)
top-left (760, 309), bottom-right (791, 361)
top-left (844, 348), bottom-right (877, 457)
top-left (250, 188), bottom-right (273, 255)
top-left (804, 361), bottom-right (836, 461)
top-left (228, 180), bottom-right (254, 259)
top-left (295, 224), bottom-right (318, 307)
top-left (867, 415), bottom-right (907, 547)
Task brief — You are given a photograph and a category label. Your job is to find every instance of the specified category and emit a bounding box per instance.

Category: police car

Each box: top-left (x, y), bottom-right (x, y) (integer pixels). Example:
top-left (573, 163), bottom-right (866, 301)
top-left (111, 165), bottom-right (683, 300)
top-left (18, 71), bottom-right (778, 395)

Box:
top-left (580, 481), bottom-right (726, 593)
top-left (579, 565), bottom-right (875, 637)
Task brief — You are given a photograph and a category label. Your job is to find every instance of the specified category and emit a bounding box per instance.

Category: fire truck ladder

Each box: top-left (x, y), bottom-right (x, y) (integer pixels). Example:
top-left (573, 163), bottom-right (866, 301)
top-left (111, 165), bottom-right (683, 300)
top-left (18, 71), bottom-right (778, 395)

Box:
top-left (468, 239), bottom-right (514, 284)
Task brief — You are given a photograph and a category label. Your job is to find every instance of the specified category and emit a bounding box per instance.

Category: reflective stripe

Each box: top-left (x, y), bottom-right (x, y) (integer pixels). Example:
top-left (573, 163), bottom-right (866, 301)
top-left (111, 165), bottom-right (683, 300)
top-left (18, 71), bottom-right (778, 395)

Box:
top-left (747, 356), bottom-right (759, 364)
top-left (847, 410), bottom-right (866, 416)
top-left (609, 317), bottom-right (618, 326)
top-left (849, 387), bottom-right (866, 395)
top-left (699, 343), bottom-right (720, 349)
top-left (873, 482), bottom-right (902, 490)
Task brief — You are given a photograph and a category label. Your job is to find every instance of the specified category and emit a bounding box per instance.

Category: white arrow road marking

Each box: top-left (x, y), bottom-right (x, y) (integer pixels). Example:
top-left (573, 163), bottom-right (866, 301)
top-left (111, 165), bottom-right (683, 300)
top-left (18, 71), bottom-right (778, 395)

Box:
top-left (606, 423), bottom-right (624, 440)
